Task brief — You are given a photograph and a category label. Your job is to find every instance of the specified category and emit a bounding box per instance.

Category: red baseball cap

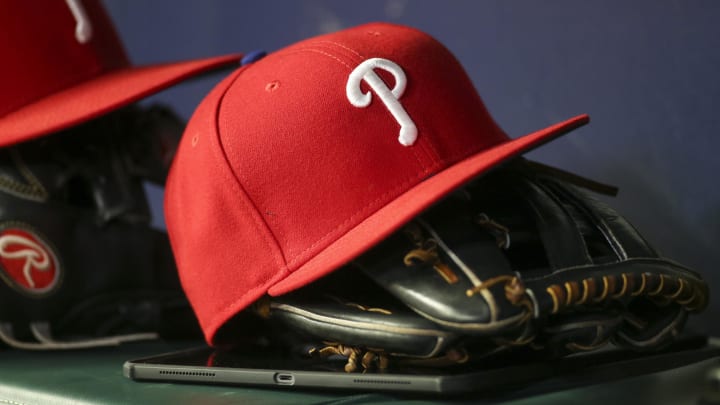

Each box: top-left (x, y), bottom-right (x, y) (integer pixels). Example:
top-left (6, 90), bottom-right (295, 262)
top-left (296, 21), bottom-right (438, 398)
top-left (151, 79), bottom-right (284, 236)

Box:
top-left (0, 0), bottom-right (241, 147)
top-left (165, 22), bottom-right (590, 344)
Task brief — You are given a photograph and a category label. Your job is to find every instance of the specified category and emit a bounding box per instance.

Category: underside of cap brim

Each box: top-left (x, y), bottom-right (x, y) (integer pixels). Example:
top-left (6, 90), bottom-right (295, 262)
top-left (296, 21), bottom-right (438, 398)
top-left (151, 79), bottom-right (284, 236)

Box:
top-left (267, 114), bottom-right (590, 297)
top-left (0, 54), bottom-right (241, 147)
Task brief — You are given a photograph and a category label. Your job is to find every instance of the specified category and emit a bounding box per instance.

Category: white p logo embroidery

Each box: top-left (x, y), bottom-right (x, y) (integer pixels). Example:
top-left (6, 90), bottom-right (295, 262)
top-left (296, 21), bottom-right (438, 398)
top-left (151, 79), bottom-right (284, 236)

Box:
top-left (347, 58), bottom-right (418, 146)
top-left (64, 0), bottom-right (93, 43)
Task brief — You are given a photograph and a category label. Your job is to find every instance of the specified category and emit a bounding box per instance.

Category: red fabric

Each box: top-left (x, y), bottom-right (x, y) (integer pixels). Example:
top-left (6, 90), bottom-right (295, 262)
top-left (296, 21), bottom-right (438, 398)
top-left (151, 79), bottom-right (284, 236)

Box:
top-left (0, 0), bottom-right (240, 146)
top-left (164, 22), bottom-right (590, 345)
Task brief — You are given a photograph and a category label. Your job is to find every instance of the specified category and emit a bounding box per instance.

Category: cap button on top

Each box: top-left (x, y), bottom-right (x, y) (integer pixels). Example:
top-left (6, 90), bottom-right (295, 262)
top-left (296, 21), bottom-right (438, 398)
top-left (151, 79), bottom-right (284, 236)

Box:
top-left (241, 50), bottom-right (267, 66)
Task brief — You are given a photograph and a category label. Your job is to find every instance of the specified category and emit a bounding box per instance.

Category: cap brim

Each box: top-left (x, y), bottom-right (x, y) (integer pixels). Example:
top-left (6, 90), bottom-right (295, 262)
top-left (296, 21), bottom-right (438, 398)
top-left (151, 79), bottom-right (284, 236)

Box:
top-left (0, 54), bottom-right (241, 147)
top-left (268, 114), bottom-right (590, 296)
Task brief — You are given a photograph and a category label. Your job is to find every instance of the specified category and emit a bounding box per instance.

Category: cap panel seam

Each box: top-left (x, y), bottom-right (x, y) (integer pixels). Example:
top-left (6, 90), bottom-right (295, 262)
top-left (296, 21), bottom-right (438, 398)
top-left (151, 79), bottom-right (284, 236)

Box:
top-left (266, 45), bottom-right (436, 266)
top-left (211, 68), bottom-right (288, 271)
top-left (280, 48), bottom-right (354, 70)
top-left (313, 40), bottom-right (363, 58)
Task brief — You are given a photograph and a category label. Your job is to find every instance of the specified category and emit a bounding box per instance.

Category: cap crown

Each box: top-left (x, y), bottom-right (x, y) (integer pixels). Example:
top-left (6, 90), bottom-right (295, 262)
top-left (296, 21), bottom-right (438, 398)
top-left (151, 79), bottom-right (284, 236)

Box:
top-left (0, 0), bottom-right (128, 118)
top-left (166, 23), bottom-right (580, 344)
top-left (218, 23), bottom-right (507, 267)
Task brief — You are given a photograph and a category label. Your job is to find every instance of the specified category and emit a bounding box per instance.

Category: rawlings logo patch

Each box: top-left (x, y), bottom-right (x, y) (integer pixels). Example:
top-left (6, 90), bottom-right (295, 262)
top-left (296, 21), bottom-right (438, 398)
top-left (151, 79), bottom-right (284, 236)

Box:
top-left (347, 58), bottom-right (418, 146)
top-left (0, 226), bottom-right (60, 295)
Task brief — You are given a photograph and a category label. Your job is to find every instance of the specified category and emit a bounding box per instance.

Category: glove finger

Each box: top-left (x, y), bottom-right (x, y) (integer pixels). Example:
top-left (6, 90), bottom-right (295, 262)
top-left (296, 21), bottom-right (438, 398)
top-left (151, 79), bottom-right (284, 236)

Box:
top-left (255, 268), bottom-right (460, 358)
top-left (353, 193), bottom-right (531, 337)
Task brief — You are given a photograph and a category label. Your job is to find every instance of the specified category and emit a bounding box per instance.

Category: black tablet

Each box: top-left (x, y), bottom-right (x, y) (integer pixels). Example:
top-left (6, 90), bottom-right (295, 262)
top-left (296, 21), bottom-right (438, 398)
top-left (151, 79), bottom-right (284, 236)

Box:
top-left (124, 335), bottom-right (719, 395)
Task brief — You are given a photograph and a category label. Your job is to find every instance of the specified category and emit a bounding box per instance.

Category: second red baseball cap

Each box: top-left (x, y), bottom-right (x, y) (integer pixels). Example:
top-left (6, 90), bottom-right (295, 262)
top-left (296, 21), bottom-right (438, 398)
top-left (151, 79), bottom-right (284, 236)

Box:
top-left (165, 22), bottom-right (590, 344)
top-left (0, 0), bottom-right (241, 147)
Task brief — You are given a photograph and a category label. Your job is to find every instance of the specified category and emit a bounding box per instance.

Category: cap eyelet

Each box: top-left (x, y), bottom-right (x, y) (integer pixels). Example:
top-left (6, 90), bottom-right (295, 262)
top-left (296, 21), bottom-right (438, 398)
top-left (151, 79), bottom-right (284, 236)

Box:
top-left (191, 134), bottom-right (199, 147)
top-left (265, 81), bottom-right (281, 92)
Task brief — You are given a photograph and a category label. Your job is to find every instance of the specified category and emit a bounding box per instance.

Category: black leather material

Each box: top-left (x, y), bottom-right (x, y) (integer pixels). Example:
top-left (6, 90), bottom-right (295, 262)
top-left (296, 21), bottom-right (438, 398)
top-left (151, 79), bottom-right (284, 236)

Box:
top-left (535, 309), bottom-right (624, 355)
top-left (511, 168), bottom-right (707, 349)
top-left (265, 268), bottom-right (457, 357)
top-left (0, 106), bottom-right (199, 347)
top-left (354, 197), bottom-right (527, 336)
top-left (256, 159), bottom-right (709, 368)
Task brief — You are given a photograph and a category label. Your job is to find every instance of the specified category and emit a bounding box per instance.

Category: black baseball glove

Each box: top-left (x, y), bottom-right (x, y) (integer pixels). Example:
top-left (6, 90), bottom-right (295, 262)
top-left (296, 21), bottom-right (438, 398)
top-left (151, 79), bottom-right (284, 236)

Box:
top-left (0, 105), bottom-right (200, 350)
top-left (253, 160), bottom-right (709, 371)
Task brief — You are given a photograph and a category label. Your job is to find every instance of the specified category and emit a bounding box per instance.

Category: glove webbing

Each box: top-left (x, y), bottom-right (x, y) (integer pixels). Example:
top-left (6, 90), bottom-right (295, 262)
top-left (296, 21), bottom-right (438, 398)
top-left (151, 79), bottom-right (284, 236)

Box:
top-left (511, 174), bottom-right (708, 317)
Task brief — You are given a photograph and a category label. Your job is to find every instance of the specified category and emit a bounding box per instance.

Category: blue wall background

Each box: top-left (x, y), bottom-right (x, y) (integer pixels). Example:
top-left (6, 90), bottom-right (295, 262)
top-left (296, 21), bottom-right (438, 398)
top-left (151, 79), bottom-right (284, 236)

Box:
top-left (104, 0), bottom-right (719, 334)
